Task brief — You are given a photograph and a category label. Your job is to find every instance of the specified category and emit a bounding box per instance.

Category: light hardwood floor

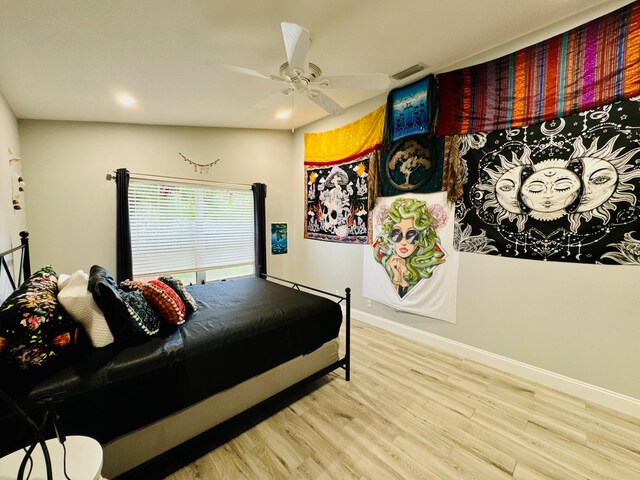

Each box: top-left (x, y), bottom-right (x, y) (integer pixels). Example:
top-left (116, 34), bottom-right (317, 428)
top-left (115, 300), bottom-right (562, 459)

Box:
top-left (164, 319), bottom-right (640, 479)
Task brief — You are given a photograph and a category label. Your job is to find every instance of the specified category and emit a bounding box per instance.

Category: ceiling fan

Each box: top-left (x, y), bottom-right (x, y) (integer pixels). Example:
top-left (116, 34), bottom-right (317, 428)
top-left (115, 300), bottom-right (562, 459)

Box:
top-left (229, 22), bottom-right (390, 117)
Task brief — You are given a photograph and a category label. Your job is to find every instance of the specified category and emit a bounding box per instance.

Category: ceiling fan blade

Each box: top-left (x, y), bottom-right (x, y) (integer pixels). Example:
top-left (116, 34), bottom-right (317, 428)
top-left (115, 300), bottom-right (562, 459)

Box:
top-left (226, 65), bottom-right (288, 83)
top-left (281, 22), bottom-right (309, 73)
top-left (306, 90), bottom-right (345, 116)
top-left (319, 74), bottom-right (390, 90)
top-left (226, 65), bottom-right (272, 79)
top-left (254, 91), bottom-right (292, 109)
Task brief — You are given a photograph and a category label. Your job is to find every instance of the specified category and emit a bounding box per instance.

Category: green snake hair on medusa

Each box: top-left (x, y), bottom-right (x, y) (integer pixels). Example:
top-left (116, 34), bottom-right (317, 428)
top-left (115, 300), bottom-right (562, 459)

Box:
top-left (373, 197), bottom-right (446, 285)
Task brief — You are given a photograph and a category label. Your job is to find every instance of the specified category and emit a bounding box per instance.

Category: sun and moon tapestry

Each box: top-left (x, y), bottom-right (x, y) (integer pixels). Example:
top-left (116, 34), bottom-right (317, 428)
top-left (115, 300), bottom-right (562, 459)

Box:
top-left (455, 97), bottom-right (640, 264)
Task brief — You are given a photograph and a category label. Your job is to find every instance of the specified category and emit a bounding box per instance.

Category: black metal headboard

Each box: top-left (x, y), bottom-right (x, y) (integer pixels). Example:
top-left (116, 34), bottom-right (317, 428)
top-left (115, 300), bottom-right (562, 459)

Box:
top-left (0, 231), bottom-right (31, 291)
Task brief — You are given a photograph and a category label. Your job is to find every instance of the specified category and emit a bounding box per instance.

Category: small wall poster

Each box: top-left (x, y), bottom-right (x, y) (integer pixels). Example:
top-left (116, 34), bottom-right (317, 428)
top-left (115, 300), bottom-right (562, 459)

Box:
top-left (271, 223), bottom-right (288, 255)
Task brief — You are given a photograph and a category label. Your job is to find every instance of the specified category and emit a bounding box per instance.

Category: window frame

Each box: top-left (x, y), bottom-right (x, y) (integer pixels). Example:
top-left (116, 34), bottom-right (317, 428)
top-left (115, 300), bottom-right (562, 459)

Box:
top-left (127, 175), bottom-right (256, 282)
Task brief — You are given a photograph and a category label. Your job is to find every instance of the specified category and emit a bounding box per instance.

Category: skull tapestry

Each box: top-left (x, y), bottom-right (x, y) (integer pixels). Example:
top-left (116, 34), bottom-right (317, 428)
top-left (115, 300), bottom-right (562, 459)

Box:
top-left (304, 105), bottom-right (386, 244)
top-left (305, 155), bottom-right (371, 243)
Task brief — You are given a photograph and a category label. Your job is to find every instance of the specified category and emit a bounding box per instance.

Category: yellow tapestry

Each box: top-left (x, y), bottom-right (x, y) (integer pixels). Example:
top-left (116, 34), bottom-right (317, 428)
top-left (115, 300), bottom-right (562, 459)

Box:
top-left (304, 104), bottom-right (386, 164)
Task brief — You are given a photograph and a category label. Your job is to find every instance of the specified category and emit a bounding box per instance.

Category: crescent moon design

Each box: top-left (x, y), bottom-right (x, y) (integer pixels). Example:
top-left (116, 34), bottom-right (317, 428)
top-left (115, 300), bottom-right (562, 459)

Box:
top-left (540, 118), bottom-right (566, 137)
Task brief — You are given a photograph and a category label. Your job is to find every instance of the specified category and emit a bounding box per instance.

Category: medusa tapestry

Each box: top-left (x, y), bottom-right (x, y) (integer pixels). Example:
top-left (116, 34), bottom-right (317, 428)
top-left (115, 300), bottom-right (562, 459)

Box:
top-left (363, 191), bottom-right (459, 322)
top-left (455, 97), bottom-right (640, 264)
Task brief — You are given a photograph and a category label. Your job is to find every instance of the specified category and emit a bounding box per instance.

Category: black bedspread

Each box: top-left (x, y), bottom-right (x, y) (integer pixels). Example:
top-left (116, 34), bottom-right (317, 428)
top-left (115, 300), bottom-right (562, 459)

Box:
top-left (0, 277), bottom-right (342, 455)
top-left (181, 277), bottom-right (342, 403)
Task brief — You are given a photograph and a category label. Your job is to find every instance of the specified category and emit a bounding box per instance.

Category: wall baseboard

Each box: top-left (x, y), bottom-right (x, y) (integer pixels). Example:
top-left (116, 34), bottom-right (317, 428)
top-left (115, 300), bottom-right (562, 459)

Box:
top-left (351, 308), bottom-right (640, 419)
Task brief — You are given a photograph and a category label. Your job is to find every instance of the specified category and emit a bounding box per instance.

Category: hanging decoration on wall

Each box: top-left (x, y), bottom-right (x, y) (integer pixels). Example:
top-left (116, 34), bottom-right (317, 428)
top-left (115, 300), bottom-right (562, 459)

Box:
top-left (379, 76), bottom-right (442, 196)
top-left (11, 173), bottom-right (25, 211)
top-left (304, 105), bottom-right (386, 244)
top-left (437, 1), bottom-right (640, 136)
top-left (7, 147), bottom-right (20, 164)
top-left (362, 191), bottom-right (459, 323)
top-left (380, 135), bottom-right (443, 196)
top-left (305, 155), bottom-right (371, 243)
top-left (387, 75), bottom-right (437, 141)
top-left (455, 97), bottom-right (640, 264)
top-left (271, 223), bottom-right (288, 255)
top-left (442, 135), bottom-right (464, 204)
top-left (179, 152), bottom-right (220, 174)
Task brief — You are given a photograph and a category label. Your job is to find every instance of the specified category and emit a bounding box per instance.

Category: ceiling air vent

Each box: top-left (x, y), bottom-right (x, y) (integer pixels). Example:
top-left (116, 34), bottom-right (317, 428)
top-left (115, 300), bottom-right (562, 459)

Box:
top-left (391, 63), bottom-right (428, 80)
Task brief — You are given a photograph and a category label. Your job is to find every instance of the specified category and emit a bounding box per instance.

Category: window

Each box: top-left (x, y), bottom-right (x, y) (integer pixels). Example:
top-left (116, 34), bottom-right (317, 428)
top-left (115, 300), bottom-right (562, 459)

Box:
top-left (128, 178), bottom-right (254, 282)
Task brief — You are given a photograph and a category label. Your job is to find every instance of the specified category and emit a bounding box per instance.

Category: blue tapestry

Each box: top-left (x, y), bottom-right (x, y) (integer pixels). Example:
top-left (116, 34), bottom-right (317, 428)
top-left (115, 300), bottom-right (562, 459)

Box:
top-left (379, 75), bottom-right (441, 197)
top-left (388, 75), bottom-right (437, 141)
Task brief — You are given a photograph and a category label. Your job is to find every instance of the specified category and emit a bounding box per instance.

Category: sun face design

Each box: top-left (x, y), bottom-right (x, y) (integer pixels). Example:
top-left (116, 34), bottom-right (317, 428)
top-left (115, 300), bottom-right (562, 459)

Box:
top-left (520, 159), bottom-right (582, 221)
top-left (473, 134), bottom-right (640, 232)
top-left (567, 135), bottom-right (640, 231)
top-left (475, 146), bottom-right (531, 232)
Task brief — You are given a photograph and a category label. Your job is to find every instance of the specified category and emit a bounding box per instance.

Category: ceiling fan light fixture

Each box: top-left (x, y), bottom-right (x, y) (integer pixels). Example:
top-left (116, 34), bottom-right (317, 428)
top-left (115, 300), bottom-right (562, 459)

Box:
top-left (116, 93), bottom-right (137, 108)
top-left (275, 110), bottom-right (291, 120)
top-left (279, 62), bottom-right (322, 81)
top-left (391, 62), bottom-right (428, 80)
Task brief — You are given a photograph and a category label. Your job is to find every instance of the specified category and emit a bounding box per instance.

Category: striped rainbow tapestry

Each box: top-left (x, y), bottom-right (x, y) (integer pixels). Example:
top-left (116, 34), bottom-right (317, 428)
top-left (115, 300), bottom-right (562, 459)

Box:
top-left (437, 1), bottom-right (640, 136)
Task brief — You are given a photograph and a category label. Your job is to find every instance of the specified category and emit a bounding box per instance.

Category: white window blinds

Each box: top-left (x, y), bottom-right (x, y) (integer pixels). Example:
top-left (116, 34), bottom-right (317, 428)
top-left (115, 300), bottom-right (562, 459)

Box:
top-left (129, 178), bottom-right (254, 277)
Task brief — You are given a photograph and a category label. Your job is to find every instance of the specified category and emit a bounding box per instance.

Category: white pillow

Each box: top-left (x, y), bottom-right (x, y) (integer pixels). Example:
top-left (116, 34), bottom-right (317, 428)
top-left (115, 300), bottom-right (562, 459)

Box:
top-left (58, 273), bottom-right (71, 287)
top-left (58, 270), bottom-right (114, 348)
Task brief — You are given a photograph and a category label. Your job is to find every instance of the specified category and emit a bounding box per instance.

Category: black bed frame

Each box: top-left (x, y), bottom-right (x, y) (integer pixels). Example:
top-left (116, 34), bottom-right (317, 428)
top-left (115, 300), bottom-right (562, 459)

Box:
top-left (0, 232), bottom-right (351, 383)
top-left (0, 231), bottom-right (30, 292)
top-left (260, 272), bottom-right (351, 381)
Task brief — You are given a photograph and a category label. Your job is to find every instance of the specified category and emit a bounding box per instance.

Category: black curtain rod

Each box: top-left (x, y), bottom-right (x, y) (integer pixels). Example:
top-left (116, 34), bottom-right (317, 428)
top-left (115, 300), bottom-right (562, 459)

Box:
top-left (105, 170), bottom-right (253, 189)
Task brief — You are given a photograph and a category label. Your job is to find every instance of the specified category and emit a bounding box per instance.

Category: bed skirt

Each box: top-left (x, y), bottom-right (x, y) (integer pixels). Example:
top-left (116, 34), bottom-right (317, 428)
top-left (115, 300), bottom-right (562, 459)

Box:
top-left (102, 338), bottom-right (339, 478)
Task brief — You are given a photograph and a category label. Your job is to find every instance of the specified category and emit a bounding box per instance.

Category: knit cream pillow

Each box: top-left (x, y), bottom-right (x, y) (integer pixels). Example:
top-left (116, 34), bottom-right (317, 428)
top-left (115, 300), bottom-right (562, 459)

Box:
top-left (58, 270), bottom-right (115, 348)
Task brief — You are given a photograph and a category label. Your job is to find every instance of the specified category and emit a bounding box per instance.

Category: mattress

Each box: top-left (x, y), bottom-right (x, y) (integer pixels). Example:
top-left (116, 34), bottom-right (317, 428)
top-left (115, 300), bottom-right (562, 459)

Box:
top-left (0, 277), bottom-right (343, 455)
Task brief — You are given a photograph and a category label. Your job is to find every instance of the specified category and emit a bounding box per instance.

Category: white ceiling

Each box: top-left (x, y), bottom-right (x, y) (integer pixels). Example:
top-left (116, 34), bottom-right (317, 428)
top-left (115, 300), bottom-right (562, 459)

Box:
top-left (0, 0), bottom-right (633, 131)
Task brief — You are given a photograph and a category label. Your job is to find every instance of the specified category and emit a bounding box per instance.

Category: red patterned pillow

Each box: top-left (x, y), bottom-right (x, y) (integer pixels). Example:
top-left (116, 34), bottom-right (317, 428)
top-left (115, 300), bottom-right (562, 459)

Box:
top-left (158, 276), bottom-right (197, 315)
top-left (141, 280), bottom-right (185, 325)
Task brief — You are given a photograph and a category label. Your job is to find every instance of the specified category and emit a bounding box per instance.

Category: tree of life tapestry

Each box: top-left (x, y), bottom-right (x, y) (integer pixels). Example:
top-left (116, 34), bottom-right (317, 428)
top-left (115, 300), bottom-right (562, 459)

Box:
top-left (455, 97), bottom-right (640, 264)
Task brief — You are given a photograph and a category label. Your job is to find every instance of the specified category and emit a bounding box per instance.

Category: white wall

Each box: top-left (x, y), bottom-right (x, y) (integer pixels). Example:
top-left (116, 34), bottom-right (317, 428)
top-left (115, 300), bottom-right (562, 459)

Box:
top-left (292, 95), bottom-right (640, 401)
top-left (19, 120), bottom-right (294, 278)
top-left (0, 91), bottom-right (27, 298)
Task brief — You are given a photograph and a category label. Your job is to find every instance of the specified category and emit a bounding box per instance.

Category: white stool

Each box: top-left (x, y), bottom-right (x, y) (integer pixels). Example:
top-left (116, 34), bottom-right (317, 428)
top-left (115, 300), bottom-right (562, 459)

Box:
top-left (0, 435), bottom-right (104, 480)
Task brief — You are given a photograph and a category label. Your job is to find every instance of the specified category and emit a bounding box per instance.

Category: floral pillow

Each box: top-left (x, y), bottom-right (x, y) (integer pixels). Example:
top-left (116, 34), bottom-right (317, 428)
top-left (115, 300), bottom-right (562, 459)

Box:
top-left (0, 266), bottom-right (80, 369)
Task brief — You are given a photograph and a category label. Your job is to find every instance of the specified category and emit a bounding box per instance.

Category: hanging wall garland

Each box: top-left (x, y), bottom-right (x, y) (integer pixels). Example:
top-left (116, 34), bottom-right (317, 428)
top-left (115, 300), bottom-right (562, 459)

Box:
top-left (179, 152), bottom-right (220, 174)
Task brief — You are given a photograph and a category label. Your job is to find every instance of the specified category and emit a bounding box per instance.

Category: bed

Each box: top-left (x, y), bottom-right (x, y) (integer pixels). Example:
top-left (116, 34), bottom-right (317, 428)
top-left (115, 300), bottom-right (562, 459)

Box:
top-left (0, 232), bottom-right (351, 478)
